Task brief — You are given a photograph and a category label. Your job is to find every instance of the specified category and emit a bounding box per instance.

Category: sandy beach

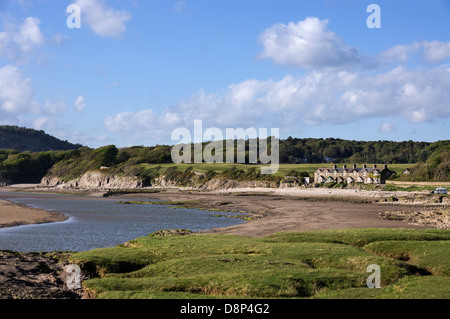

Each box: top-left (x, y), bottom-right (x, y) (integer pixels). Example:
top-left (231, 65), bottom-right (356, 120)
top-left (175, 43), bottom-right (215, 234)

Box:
top-left (0, 199), bottom-right (68, 229)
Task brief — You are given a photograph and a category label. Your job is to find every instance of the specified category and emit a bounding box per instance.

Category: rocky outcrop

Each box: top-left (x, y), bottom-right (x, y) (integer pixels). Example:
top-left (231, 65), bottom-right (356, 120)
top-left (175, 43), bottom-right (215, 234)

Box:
top-left (198, 178), bottom-right (279, 191)
top-left (40, 171), bottom-right (143, 190)
top-left (0, 251), bottom-right (83, 299)
top-left (0, 177), bottom-right (11, 186)
top-left (379, 209), bottom-right (450, 229)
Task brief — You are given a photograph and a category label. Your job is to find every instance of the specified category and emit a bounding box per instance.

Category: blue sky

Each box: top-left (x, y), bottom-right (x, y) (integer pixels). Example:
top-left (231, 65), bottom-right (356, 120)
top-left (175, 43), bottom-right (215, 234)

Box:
top-left (0, 0), bottom-right (449, 148)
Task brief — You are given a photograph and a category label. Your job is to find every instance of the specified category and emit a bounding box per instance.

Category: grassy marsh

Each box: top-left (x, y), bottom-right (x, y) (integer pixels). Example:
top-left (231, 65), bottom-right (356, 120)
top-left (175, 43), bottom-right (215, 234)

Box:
top-left (70, 228), bottom-right (450, 299)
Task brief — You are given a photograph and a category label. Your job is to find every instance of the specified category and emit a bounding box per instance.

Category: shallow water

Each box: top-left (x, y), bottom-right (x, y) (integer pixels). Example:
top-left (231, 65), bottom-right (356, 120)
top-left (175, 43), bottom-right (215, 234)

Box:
top-left (0, 192), bottom-right (245, 252)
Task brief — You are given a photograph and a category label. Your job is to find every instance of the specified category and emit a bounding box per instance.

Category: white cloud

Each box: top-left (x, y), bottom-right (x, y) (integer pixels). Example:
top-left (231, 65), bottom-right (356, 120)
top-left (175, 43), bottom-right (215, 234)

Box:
top-left (104, 63), bottom-right (450, 143)
top-left (375, 43), bottom-right (421, 64)
top-left (380, 123), bottom-right (397, 133)
top-left (258, 17), bottom-right (360, 69)
top-left (75, 0), bottom-right (131, 38)
top-left (374, 41), bottom-right (450, 66)
top-left (51, 33), bottom-right (70, 46)
top-left (257, 18), bottom-right (450, 70)
top-left (43, 98), bottom-right (67, 115)
top-left (0, 66), bottom-right (72, 129)
top-left (0, 16), bottom-right (44, 61)
top-left (105, 109), bottom-right (156, 133)
top-left (74, 95), bottom-right (87, 112)
top-left (16, 16), bottom-right (44, 51)
top-left (422, 41), bottom-right (450, 63)
top-left (0, 65), bottom-right (34, 114)
top-left (32, 116), bottom-right (52, 130)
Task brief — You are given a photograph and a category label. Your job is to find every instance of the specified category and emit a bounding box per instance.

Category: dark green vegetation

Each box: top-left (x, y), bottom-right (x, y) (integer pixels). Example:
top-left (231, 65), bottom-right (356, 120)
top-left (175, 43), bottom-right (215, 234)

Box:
top-left (0, 126), bottom-right (448, 184)
top-left (0, 126), bottom-right (81, 152)
top-left (398, 141), bottom-right (450, 182)
top-left (0, 126), bottom-right (82, 183)
top-left (0, 149), bottom-right (75, 183)
top-left (44, 140), bottom-right (449, 185)
top-left (70, 228), bottom-right (450, 299)
top-left (280, 137), bottom-right (441, 164)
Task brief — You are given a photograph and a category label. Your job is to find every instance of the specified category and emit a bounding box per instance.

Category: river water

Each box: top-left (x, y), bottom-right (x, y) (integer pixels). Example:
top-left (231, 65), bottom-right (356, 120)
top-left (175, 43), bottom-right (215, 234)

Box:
top-left (0, 192), bottom-right (245, 252)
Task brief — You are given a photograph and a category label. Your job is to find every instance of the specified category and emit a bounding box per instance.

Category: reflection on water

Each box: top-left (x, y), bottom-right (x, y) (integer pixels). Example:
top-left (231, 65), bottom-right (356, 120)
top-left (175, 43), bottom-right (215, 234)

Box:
top-left (0, 192), bottom-right (245, 252)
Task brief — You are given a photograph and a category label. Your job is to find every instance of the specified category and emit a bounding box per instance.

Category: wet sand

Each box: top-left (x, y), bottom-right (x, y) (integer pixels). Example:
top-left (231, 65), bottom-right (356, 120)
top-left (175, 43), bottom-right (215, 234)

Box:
top-left (115, 190), bottom-right (432, 237)
top-left (0, 199), bottom-right (68, 229)
top-left (0, 186), bottom-right (438, 236)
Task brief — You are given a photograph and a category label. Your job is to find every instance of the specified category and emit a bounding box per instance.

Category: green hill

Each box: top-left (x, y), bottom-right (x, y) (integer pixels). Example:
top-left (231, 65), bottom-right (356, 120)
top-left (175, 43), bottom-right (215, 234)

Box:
top-left (0, 126), bottom-right (82, 152)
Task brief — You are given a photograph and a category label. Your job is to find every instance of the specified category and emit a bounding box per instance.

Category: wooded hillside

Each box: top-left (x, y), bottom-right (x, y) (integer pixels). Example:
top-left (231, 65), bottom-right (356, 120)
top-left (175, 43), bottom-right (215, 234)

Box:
top-left (0, 126), bottom-right (82, 152)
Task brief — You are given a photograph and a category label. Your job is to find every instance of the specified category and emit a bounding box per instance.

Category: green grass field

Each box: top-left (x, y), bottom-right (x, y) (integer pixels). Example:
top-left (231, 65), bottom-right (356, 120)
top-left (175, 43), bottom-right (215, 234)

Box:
top-left (70, 228), bottom-right (450, 299)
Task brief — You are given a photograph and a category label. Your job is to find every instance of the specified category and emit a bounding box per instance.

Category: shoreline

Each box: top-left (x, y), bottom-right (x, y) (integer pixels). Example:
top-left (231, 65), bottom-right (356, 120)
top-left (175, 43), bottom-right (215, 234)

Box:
top-left (106, 189), bottom-right (441, 237)
top-left (0, 185), bottom-right (448, 236)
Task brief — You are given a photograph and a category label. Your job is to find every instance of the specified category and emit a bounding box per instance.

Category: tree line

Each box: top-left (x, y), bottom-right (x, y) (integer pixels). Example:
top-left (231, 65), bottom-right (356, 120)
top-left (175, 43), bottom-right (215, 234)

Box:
top-left (279, 137), bottom-right (436, 164)
top-left (0, 138), bottom-right (448, 184)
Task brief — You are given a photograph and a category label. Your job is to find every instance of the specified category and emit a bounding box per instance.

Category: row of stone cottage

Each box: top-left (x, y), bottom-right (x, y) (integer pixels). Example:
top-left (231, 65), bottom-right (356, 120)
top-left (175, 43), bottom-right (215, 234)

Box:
top-left (314, 164), bottom-right (395, 184)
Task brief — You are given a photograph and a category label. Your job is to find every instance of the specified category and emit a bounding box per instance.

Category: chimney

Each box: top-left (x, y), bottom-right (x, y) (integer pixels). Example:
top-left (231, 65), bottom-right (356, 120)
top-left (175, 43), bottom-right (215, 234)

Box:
top-left (384, 164), bottom-right (387, 169)
top-left (353, 164), bottom-right (356, 169)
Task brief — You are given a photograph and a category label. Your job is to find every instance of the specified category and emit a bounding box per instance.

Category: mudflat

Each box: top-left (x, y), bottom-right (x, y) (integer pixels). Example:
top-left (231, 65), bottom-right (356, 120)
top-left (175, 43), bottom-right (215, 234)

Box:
top-left (0, 199), bottom-right (68, 229)
top-left (0, 187), bottom-right (436, 235)
top-left (115, 190), bottom-right (431, 237)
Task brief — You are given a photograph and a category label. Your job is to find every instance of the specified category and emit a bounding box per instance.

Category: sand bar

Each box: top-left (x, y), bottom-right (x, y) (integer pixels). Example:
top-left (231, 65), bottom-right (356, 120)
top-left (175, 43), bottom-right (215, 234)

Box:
top-left (0, 199), bottom-right (68, 229)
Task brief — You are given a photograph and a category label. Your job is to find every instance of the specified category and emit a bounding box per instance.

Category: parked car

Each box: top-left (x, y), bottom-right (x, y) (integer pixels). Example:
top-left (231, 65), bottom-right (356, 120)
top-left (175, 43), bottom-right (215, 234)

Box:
top-left (430, 187), bottom-right (448, 194)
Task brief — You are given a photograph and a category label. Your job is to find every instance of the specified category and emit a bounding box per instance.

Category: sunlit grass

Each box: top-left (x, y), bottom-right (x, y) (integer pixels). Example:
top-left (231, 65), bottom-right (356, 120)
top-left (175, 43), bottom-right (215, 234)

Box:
top-left (71, 228), bottom-right (450, 299)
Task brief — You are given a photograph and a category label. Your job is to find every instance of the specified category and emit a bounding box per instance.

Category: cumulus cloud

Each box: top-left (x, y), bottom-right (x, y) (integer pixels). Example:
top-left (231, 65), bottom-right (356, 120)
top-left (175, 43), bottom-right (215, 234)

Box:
top-left (258, 17), bottom-right (450, 70)
top-left (74, 95), bottom-right (87, 112)
top-left (42, 98), bottom-right (67, 115)
top-left (258, 17), bottom-right (360, 69)
top-left (0, 65), bottom-right (34, 114)
top-left (375, 43), bottom-right (421, 65)
top-left (374, 41), bottom-right (450, 66)
top-left (104, 63), bottom-right (450, 143)
top-left (422, 40), bottom-right (450, 63)
top-left (75, 0), bottom-right (131, 38)
top-left (105, 109), bottom-right (157, 133)
top-left (0, 16), bottom-right (44, 61)
top-left (101, 14), bottom-right (450, 144)
top-left (0, 66), bottom-right (73, 130)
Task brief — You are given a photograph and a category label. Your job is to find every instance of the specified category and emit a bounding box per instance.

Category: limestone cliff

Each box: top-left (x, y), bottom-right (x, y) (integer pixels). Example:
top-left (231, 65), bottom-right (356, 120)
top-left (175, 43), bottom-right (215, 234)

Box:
top-left (40, 170), bottom-right (280, 191)
top-left (40, 171), bottom-right (143, 190)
